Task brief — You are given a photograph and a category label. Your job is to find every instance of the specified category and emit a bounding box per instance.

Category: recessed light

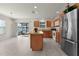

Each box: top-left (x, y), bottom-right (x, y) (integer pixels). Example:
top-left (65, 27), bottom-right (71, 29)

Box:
top-left (34, 6), bottom-right (37, 9)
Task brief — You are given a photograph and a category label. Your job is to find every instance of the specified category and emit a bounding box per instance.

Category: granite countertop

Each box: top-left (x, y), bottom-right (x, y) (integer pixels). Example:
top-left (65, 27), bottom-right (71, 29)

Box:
top-left (30, 30), bottom-right (43, 34)
top-left (39, 28), bottom-right (51, 31)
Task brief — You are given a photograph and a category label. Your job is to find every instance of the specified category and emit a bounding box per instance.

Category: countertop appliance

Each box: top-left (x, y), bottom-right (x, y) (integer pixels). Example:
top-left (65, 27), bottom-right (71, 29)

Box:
top-left (61, 9), bottom-right (79, 56)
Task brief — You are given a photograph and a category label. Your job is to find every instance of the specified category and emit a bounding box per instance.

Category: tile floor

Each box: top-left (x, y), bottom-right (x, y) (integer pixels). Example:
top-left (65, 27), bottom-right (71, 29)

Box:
top-left (0, 35), bottom-right (67, 56)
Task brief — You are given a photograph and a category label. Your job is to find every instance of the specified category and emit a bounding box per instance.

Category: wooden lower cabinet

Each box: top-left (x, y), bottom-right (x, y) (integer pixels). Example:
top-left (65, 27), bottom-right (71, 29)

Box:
top-left (43, 30), bottom-right (52, 38)
top-left (56, 31), bottom-right (61, 44)
top-left (30, 34), bottom-right (43, 51)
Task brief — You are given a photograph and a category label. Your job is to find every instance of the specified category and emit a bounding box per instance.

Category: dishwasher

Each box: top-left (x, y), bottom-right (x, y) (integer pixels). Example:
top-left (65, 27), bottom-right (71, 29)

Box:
top-left (51, 28), bottom-right (56, 40)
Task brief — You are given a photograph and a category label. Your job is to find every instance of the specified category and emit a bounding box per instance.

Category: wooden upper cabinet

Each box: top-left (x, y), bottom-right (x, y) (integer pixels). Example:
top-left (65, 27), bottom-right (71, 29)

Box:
top-left (34, 20), bottom-right (40, 27)
top-left (46, 20), bottom-right (52, 27)
top-left (53, 18), bottom-right (60, 27)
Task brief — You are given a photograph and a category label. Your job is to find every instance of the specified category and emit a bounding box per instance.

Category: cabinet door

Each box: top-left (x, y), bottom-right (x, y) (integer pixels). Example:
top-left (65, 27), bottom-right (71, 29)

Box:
top-left (56, 31), bottom-right (61, 44)
top-left (43, 31), bottom-right (52, 38)
top-left (31, 34), bottom-right (43, 51)
top-left (46, 20), bottom-right (51, 27)
top-left (54, 18), bottom-right (60, 27)
top-left (34, 20), bottom-right (40, 27)
top-left (46, 31), bottom-right (52, 38)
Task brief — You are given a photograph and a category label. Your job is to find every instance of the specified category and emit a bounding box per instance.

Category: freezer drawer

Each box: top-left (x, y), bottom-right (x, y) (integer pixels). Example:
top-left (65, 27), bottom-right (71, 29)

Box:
top-left (61, 39), bottom-right (77, 56)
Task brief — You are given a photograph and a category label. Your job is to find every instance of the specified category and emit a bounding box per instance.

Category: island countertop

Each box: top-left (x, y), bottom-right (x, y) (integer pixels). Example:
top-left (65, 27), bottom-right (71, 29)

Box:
top-left (38, 28), bottom-right (51, 31)
top-left (29, 30), bottom-right (43, 34)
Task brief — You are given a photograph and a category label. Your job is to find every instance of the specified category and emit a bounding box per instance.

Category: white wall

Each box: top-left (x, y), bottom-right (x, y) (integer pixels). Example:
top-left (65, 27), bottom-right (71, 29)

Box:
top-left (10, 19), bottom-right (17, 37)
top-left (0, 14), bottom-right (17, 40)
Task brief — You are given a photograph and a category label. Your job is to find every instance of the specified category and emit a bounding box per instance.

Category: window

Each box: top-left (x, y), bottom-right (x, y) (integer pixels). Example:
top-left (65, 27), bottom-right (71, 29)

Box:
top-left (40, 21), bottom-right (45, 28)
top-left (17, 23), bottom-right (29, 35)
top-left (0, 20), bottom-right (6, 34)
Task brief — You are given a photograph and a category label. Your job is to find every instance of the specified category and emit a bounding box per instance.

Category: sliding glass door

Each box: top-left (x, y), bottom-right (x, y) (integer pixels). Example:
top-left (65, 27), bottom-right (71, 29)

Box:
top-left (17, 23), bottom-right (29, 35)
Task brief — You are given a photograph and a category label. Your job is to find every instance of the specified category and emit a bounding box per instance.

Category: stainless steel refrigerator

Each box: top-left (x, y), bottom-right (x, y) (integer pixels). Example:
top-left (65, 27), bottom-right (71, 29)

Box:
top-left (61, 9), bottom-right (79, 56)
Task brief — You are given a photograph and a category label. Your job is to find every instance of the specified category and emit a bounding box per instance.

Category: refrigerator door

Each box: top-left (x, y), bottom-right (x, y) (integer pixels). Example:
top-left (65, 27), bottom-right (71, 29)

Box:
top-left (62, 15), bottom-right (68, 39)
top-left (70, 9), bottom-right (77, 42)
top-left (64, 9), bottom-right (77, 42)
top-left (66, 12), bottom-right (72, 40)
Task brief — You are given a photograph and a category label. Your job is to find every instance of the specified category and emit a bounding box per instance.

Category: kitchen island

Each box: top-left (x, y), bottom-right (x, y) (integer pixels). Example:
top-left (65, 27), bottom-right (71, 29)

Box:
top-left (30, 31), bottom-right (43, 51)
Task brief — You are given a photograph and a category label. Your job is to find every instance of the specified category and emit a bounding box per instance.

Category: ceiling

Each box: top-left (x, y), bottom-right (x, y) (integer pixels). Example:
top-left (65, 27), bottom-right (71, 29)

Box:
top-left (0, 3), bottom-right (71, 19)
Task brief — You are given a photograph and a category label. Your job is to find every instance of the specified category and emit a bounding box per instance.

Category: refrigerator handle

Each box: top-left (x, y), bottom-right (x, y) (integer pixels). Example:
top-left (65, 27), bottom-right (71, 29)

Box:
top-left (66, 40), bottom-right (77, 44)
